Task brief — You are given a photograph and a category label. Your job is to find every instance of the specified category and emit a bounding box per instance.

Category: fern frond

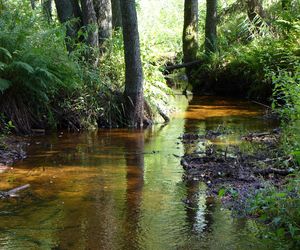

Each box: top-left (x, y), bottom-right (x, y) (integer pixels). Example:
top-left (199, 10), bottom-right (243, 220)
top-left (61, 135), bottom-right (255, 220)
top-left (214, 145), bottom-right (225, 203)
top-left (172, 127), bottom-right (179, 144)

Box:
top-left (0, 78), bottom-right (11, 93)
top-left (0, 47), bottom-right (12, 63)
top-left (8, 61), bottom-right (34, 75)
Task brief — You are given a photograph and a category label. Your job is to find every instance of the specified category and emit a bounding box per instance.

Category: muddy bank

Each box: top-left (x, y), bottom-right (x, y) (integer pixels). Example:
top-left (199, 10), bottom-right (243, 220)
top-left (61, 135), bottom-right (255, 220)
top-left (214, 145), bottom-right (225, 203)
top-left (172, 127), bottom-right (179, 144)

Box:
top-left (180, 129), bottom-right (296, 202)
top-left (0, 136), bottom-right (27, 166)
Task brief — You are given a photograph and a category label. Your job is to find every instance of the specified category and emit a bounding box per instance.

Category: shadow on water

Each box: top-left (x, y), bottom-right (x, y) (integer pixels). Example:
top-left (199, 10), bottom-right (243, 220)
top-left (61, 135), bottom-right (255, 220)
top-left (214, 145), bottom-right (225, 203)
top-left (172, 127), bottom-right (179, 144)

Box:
top-left (0, 95), bottom-right (278, 249)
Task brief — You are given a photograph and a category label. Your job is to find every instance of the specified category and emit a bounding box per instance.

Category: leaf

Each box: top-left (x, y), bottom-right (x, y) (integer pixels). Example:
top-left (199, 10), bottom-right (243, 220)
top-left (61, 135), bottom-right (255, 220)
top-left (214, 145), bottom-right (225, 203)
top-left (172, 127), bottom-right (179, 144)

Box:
top-left (273, 217), bottom-right (282, 225)
top-left (35, 67), bottom-right (56, 81)
top-left (291, 150), bottom-right (300, 165)
top-left (0, 78), bottom-right (11, 93)
top-left (275, 192), bottom-right (287, 198)
top-left (0, 47), bottom-right (12, 62)
top-left (0, 62), bottom-right (6, 71)
top-left (218, 188), bottom-right (226, 197)
top-left (9, 61), bottom-right (34, 75)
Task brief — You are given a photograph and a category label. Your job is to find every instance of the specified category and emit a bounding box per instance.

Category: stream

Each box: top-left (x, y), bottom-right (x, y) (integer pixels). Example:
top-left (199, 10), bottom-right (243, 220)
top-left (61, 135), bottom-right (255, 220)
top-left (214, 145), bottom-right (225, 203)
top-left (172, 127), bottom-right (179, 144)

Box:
top-left (0, 96), bottom-right (278, 249)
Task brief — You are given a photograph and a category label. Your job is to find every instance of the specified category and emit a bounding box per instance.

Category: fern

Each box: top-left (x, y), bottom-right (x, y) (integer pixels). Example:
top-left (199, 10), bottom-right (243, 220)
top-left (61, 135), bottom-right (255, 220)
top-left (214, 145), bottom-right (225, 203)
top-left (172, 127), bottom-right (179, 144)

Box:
top-left (0, 47), bottom-right (12, 63)
top-left (0, 78), bottom-right (11, 93)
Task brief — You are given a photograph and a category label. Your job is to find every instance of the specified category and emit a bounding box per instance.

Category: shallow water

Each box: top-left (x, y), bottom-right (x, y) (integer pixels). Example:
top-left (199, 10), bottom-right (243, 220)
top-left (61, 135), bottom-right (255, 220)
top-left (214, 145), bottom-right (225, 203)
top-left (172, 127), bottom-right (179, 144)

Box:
top-left (0, 96), bottom-right (278, 249)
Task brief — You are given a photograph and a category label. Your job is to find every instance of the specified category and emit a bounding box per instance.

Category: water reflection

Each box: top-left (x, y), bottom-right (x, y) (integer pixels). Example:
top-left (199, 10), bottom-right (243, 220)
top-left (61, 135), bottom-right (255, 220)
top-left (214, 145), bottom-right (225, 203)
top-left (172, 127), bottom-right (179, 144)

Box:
top-left (123, 130), bottom-right (144, 249)
top-left (182, 96), bottom-right (211, 235)
top-left (0, 96), bottom-right (278, 249)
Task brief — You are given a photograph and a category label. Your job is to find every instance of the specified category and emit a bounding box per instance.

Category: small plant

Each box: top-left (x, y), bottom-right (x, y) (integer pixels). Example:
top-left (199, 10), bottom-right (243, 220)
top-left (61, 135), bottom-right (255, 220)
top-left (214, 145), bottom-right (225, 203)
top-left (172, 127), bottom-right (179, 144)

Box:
top-left (246, 174), bottom-right (300, 248)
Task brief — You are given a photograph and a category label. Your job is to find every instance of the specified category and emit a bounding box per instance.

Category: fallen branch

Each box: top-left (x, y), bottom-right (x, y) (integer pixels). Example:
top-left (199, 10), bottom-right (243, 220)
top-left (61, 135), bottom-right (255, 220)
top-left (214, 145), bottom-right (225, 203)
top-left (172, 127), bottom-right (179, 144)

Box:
top-left (157, 106), bottom-right (170, 123)
top-left (254, 168), bottom-right (294, 176)
top-left (0, 184), bottom-right (30, 199)
top-left (165, 60), bottom-right (203, 72)
top-left (251, 100), bottom-right (272, 109)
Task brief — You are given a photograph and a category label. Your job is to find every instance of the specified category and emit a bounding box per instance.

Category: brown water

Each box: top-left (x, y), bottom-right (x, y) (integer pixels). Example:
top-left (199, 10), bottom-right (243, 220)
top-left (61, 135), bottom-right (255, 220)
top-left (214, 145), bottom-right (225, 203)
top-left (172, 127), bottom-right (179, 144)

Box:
top-left (0, 96), bottom-right (277, 250)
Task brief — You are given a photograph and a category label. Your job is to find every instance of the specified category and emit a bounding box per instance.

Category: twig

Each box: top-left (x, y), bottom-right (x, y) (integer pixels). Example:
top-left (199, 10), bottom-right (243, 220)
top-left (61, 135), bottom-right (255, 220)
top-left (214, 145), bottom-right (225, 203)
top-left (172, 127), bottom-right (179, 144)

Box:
top-left (254, 168), bottom-right (294, 176)
top-left (251, 100), bottom-right (272, 109)
top-left (165, 60), bottom-right (203, 72)
top-left (0, 184), bottom-right (30, 198)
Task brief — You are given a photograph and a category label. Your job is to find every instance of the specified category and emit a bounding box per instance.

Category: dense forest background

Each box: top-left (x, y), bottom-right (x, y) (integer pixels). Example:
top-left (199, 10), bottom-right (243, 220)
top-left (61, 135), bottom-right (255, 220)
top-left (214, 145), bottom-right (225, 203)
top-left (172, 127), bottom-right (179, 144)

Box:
top-left (0, 0), bottom-right (299, 133)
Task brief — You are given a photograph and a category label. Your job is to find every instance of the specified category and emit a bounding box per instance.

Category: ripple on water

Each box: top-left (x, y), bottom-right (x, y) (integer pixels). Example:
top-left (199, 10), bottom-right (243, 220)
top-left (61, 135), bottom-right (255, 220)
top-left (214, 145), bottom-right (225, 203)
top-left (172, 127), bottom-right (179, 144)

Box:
top-left (0, 96), bottom-right (278, 249)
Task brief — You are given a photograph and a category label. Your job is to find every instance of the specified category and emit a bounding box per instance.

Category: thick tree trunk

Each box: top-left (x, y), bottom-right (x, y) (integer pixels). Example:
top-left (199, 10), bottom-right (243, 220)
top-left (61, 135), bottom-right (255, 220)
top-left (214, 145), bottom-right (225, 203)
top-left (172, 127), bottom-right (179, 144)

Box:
top-left (182, 0), bottom-right (198, 87)
top-left (205, 0), bottom-right (217, 54)
top-left (42, 0), bottom-right (52, 22)
top-left (111, 0), bottom-right (122, 29)
top-left (54, 0), bottom-right (83, 52)
top-left (93, 0), bottom-right (112, 49)
top-left (120, 0), bottom-right (144, 128)
top-left (80, 0), bottom-right (99, 65)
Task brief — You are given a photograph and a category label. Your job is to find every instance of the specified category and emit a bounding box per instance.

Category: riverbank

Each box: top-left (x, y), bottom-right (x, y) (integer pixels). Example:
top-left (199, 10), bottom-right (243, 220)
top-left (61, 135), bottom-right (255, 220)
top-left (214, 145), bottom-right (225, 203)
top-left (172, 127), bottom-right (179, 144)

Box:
top-left (180, 128), bottom-right (295, 200)
top-left (0, 136), bottom-right (27, 167)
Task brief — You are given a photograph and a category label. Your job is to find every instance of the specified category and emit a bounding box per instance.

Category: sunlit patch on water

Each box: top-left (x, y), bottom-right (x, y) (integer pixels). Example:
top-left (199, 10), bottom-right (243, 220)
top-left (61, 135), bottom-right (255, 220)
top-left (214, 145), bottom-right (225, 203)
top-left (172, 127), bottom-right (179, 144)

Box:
top-left (0, 96), bottom-right (278, 249)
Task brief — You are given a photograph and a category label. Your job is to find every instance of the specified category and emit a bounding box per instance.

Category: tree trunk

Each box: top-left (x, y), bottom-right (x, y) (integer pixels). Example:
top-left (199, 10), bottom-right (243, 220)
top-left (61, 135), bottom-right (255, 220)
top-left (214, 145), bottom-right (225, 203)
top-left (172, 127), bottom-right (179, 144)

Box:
top-left (30, 0), bottom-right (37, 9)
top-left (182, 0), bottom-right (198, 86)
top-left (111, 0), bottom-right (122, 29)
top-left (42, 0), bottom-right (52, 23)
top-left (93, 0), bottom-right (112, 49)
top-left (205, 0), bottom-right (217, 54)
top-left (54, 0), bottom-right (83, 52)
top-left (247, 0), bottom-right (266, 23)
top-left (120, 0), bottom-right (144, 128)
top-left (80, 0), bottom-right (99, 65)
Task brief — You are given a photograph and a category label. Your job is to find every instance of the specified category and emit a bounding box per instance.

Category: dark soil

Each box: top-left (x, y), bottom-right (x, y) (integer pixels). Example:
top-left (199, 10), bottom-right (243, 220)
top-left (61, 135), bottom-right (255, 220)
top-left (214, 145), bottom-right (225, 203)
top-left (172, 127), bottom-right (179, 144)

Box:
top-left (0, 136), bottom-right (27, 166)
top-left (180, 129), bottom-right (296, 205)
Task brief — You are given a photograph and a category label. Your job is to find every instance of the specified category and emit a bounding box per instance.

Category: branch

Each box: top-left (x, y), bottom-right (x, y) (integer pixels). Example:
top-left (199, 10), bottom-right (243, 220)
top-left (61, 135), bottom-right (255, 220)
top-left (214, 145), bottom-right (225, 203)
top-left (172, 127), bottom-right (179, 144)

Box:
top-left (254, 168), bottom-right (294, 176)
top-left (0, 184), bottom-right (30, 198)
top-left (164, 60), bottom-right (203, 72)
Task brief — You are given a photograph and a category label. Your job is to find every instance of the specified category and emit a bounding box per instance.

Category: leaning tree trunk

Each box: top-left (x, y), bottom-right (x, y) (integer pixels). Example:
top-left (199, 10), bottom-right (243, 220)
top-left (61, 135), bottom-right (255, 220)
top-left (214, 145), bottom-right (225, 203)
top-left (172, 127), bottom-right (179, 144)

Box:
top-left (93, 0), bottom-right (112, 50)
top-left (247, 0), bottom-right (266, 23)
top-left (111, 0), bottom-right (122, 29)
top-left (54, 0), bottom-right (83, 52)
top-left (120, 0), bottom-right (144, 128)
top-left (80, 0), bottom-right (99, 66)
top-left (182, 0), bottom-right (198, 86)
top-left (205, 0), bottom-right (217, 54)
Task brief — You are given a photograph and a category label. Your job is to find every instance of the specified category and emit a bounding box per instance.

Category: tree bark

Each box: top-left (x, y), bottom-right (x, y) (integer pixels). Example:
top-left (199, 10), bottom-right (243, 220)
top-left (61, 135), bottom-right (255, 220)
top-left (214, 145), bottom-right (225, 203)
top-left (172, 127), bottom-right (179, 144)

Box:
top-left (93, 0), bottom-right (112, 49)
top-left (42, 0), bottom-right (53, 23)
top-left (80, 0), bottom-right (99, 65)
top-left (54, 0), bottom-right (83, 52)
top-left (183, 0), bottom-right (198, 86)
top-left (120, 0), bottom-right (144, 128)
top-left (111, 0), bottom-right (122, 29)
top-left (30, 0), bottom-right (37, 9)
top-left (247, 0), bottom-right (266, 23)
top-left (205, 0), bottom-right (218, 54)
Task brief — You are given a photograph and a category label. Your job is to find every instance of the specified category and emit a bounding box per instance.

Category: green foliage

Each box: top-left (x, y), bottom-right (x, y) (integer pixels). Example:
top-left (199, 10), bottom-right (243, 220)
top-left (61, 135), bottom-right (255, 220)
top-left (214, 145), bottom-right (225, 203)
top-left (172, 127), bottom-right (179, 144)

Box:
top-left (195, 0), bottom-right (300, 99)
top-left (271, 65), bottom-right (300, 120)
top-left (246, 174), bottom-right (300, 248)
top-left (0, 0), bottom-right (106, 132)
top-left (0, 3), bottom-right (79, 132)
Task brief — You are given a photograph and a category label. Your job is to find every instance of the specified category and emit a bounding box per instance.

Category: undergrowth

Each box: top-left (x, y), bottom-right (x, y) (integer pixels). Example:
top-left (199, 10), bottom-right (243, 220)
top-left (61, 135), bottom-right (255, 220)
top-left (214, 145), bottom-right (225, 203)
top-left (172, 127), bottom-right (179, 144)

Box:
top-left (193, 0), bottom-right (300, 101)
top-left (0, 1), bottom-right (176, 133)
